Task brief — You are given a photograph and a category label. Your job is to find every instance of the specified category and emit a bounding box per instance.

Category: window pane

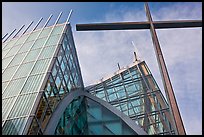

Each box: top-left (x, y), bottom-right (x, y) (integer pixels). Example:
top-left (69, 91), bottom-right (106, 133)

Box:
top-left (2, 65), bottom-right (18, 82)
top-left (39, 28), bottom-right (52, 38)
top-left (2, 77), bottom-right (27, 98)
top-left (8, 52), bottom-right (27, 67)
top-left (4, 45), bottom-right (21, 58)
top-left (2, 78), bottom-right (26, 98)
top-left (23, 49), bottom-right (41, 63)
top-left (8, 93), bottom-right (37, 118)
top-left (2, 48), bottom-right (10, 59)
top-left (2, 97), bottom-right (16, 120)
top-left (13, 62), bottom-right (34, 79)
top-left (3, 39), bottom-right (18, 50)
top-left (39, 46), bottom-right (56, 59)
top-left (2, 56), bottom-right (13, 70)
top-left (2, 117), bottom-right (28, 135)
top-left (51, 25), bottom-right (64, 36)
top-left (15, 34), bottom-right (29, 45)
top-left (2, 82), bottom-right (9, 93)
top-left (18, 41), bottom-right (35, 54)
top-left (21, 74), bottom-right (45, 94)
top-left (26, 31), bottom-right (40, 42)
top-left (31, 37), bottom-right (47, 50)
top-left (31, 58), bottom-right (50, 74)
top-left (45, 35), bottom-right (61, 46)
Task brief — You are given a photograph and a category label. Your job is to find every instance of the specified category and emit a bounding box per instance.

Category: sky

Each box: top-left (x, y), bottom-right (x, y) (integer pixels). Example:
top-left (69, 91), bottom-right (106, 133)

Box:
top-left (2, 2), bottom-right (202, 135)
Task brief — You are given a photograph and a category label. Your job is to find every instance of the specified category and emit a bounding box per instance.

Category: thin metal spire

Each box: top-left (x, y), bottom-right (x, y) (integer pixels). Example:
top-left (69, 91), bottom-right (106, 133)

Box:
top-left (54, 12), bottom-right (63, 25)
top-left (66, 9), bottom-right (73, 23)
top-left (22, 21), bottom-right (34, 35)
top-left (43, 14), bottom-right (53, 28)
top-left (3, 29), bottom-right (16, 43)
top-left (117, 63), bottom-right (121, 70)
top-left (12, 25), bottom-right (25, 38)
top-left (32, 17), bottom-right (43, 31)
top-left (131, 41), bottom-right (139, 61)
top-left (2, 33), bottom-right (8, 40)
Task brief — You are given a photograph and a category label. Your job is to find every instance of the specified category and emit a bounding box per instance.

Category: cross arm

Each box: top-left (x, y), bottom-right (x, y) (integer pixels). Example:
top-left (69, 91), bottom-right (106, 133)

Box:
top-left (76, 20), bottom-right (202, 31)
top-left (76, 21), bottom-right (150, 31)
top-left (154, 20), bottom-right (202, 29)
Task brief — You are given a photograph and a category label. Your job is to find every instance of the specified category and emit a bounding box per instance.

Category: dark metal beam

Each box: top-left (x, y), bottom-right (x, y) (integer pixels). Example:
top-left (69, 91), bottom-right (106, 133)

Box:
top-left (76, 22), bottom-right (150, 31)
top-left (154, 20), bottom-right (202, 29)
top-left (76, 20), bottom-right (202, 31)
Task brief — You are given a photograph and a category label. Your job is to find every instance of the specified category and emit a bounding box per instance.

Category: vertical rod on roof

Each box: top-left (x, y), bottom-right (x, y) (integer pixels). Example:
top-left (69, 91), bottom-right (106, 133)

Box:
top-left (117, 63), bottom-right (121, 70)
top-left (131, 41), bottom-right (139, 61)
top-left (3, 29), bottom-right (16, 43)
top-left (32, 17), bottom-right (43, 31)
top-left (22, 21), bottom-right (34, 35)
top-left (43, 14), bottom-right (53, 28)
top-left (2, 33), bottom-right (8, 40)
top-left (54, 11), bottom-right (63, 25)
top-left (12, 25), bottom-right (25, 38)
top-left (66, 9), bottom-right (73, 23)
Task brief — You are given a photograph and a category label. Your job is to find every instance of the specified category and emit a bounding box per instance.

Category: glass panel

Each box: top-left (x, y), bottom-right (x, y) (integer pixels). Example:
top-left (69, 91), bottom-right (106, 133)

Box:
top-left (2, 48), bottom-right (10, 59)
top-left (2, 97), bottom-right (16, 120)
top-left (3, 39), bottom-right (18, 50)
top-left (39, 45), bottom-right (56, 59)
top-left (18, 41), bottom-right (35, 54)
top-left (2, 65), bottom-right (18, 82)
top-left (15, 34), bottom-right (29, 45)
top-left (54, 97), bottom-right (87, 135)
top-left (2, 77), bottom-right (26, 98)
top-left (8, 52), bottom-right (27, 67)
top-left (51, 25), bottom-right (64, 36)
top-left (21, 74), bottom-right (45, 94)
top-left (105, 122), bottom-right (122, 135)
top-left (26, 31), bottom-right (40, 42)
top-left (31, 37), bottom-right (47, 50)
top-left (86, 98), bottom-right (136, 135)
top-left (13, 62), bottom-right (34, 79)
top-left (2, 42), bottom-right (7, 49)
top-left (45, 35), bottom-right (61, 46)
top-left (23, 48), bottom-right (41, 63)
top-left (4, 45), bottom-right (21, 58)
top-left (31, 58), bottom-right (50, 74)
top-left (2, 56), bottom-right (13, 70)
top-left (39, 27), bottom-right (52, 38)
top-left (2, 82), bottom-right (9, 93)
top-left (8, 93), bottom-right (37, 118)
top-left (2, 117), bottom-right (28, 135)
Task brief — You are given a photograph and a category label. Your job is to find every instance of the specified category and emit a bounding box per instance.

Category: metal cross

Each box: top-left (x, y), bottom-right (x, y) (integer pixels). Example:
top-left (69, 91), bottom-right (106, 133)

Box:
top-left (76, 2), bottom-right (202, 135)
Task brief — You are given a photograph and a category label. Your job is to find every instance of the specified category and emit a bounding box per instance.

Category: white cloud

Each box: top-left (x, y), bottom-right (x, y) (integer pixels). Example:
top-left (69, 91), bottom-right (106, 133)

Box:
top-left (74, 2), bottom-right (202, 135)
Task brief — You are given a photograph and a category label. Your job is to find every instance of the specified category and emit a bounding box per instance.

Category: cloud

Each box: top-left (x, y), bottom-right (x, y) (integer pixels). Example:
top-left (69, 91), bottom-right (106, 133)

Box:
top-left (74, 2), bottom-right (202, 135)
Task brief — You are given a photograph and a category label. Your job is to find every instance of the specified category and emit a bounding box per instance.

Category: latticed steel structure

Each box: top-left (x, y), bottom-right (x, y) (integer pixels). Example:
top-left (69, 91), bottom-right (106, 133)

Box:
top-left (2, 3), bottom-right (202, 135)
top-left (86, 60), bottom-right (176, 135)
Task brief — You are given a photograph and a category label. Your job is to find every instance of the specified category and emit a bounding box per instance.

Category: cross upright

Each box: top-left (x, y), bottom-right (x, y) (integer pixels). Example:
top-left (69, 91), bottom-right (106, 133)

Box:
top-left (76, 2), bottom-right (202, 135)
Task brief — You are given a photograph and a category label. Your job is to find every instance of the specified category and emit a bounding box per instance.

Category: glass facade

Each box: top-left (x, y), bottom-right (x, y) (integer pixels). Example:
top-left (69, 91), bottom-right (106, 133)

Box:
top-left (86, 61), bottom-right (176, 135)
top-left (54, 96), bottom-right (88, 135)
top-left (86, 97), bottom-right (137, 135)
top-left (54, 95), bottom-right (138, 135)
top-left (2, 23), bottom-right (84, 135)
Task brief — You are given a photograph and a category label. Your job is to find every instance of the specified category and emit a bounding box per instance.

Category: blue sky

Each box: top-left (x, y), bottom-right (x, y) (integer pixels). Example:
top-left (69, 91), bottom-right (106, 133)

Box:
top-left (2, 2), bottom-right (202, 135)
